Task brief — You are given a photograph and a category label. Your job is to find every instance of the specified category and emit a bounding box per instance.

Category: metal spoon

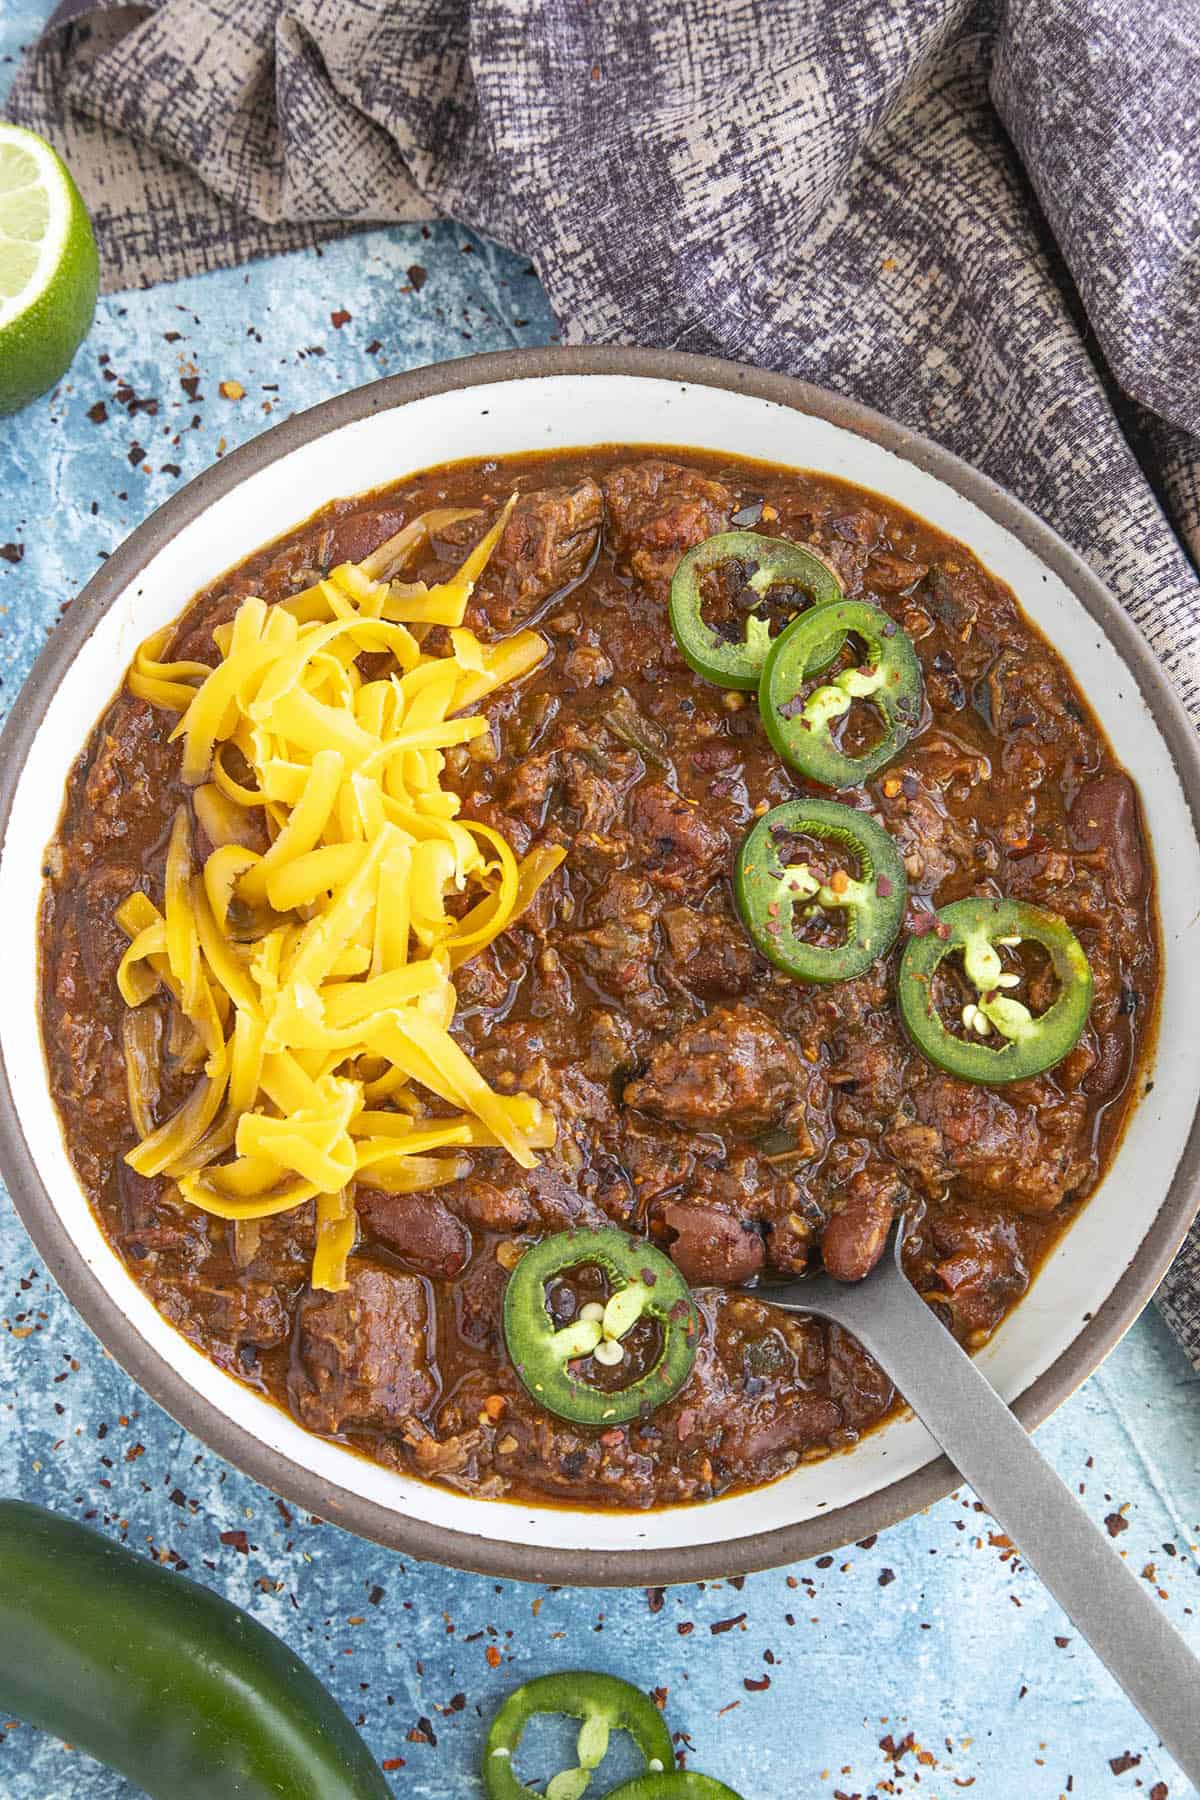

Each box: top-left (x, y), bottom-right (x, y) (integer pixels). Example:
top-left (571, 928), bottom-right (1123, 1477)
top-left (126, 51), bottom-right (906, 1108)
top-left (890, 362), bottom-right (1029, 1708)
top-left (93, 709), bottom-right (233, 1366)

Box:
top-left (749, 1216), bottom-right (1200, 1784)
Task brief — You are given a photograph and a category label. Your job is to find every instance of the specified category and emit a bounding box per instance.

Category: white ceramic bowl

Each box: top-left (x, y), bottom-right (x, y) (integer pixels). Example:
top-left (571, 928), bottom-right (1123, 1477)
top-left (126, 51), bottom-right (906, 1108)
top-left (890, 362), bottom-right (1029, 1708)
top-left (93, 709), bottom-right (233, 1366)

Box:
top-left (3, 347), bottom-right (1199, 1584)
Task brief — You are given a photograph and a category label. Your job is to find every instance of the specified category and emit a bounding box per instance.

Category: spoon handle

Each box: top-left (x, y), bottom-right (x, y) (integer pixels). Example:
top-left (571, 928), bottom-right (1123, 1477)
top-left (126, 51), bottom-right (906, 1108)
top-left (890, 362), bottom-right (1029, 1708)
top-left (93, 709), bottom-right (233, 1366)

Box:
top-left (829, 1259), bottom-right (1200, 1784)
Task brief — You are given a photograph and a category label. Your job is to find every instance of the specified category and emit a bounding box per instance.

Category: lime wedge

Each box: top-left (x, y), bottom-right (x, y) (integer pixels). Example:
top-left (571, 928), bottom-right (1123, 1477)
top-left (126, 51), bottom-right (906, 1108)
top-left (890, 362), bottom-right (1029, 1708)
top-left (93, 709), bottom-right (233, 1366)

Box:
top-left (0, 124), bottom-right (99, 416)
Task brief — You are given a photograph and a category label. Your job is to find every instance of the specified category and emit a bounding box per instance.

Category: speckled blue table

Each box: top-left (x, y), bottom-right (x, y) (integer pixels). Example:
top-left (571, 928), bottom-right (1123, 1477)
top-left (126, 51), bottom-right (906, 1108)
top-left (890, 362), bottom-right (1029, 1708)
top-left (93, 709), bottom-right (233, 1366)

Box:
top-left (3, 12), bottom-right (1200, 1798)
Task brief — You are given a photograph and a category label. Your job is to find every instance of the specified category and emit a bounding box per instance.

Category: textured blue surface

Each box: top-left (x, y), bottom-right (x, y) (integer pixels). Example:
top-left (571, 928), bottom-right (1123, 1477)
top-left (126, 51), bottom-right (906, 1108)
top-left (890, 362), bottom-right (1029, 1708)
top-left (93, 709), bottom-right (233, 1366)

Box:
top-left (3, 10), bottom-right (1200, 1798)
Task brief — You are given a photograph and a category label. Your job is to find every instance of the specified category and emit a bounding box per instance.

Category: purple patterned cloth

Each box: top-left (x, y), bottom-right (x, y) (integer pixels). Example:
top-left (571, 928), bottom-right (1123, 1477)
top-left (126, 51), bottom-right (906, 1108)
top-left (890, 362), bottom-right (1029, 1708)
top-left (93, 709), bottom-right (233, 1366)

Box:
top-left (10, 0), bottom-right (1200, 1358)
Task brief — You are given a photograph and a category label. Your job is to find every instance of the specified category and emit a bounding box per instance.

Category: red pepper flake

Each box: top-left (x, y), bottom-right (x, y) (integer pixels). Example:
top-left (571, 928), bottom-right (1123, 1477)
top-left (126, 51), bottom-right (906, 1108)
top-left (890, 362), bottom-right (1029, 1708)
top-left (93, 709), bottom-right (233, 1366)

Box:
top-left (1109, 1751), bottom-right (1141, 1775)
top-left (677, 1621), bottom-right (694, 1635)
top-left (366, 339), bottom-right (382, 354)
top-left (1151, 1784), bottom-right (1169, 1799)
top-left (219, 1529), bottom-right (249, 1553)
top-left (485, 1644), bottom-right (502, 1668)
top-left (878, 1568), bottom-right (896, 1586)
top-left (934, 921), bottom-right (951, 940)
top-left (743, 1675), bottom-right (770, 1692)
top-left (709, 1612), bottom-right (747, 1635)
top-left (646, 1587), bottom-right (665, 1614)
top-left (407, 265), bottom-right (428, 291)
top-left (381, 1758), bottom-right (406, 1771)
top-left (331, 309), bottom-right (352, 328)
top-left (86, 401), bottom-right (107, 424)
top-left (1054, 1636), bottom-right (1071, 1648)
top-left (1104, 1511), bottom-right (1129, 1537)
top-left (651, 1685), bottom-right (668, 1711)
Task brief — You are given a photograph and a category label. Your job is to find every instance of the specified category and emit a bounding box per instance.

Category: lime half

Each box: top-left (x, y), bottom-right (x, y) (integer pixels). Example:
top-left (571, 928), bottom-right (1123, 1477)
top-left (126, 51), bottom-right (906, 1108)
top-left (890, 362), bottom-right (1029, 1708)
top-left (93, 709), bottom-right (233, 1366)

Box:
top-left (0, 124), bottom-right (99, 416)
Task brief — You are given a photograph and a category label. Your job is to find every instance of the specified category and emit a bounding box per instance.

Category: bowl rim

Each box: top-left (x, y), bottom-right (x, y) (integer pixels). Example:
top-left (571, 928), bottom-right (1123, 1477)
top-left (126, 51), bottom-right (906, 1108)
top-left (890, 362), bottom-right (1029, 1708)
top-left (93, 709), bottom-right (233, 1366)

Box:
top-left (2, 342), bottom-right (1198, 1585)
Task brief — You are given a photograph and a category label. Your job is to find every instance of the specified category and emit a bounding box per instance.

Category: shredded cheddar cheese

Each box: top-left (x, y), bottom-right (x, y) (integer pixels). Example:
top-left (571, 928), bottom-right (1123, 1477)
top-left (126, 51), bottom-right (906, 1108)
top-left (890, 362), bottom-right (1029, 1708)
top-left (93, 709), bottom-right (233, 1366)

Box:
top-left (115, 501), bottom-right (563, 1291)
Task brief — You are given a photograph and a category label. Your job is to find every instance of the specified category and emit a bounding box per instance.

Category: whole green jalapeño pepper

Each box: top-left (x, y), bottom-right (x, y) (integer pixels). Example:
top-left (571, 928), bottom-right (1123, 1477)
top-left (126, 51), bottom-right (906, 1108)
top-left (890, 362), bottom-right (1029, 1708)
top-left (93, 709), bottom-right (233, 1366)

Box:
top-left (759, 598), bottom-right (923, 787)
top-left (669, 530), bottom-right (844, 690)
top-left (483, 1671), bottom-right (676, 1800)
top-left (735, 798), bottom-right (908, 983)
top-left (0, 1501), bottom-right (390, 1800)
top-left (898, 897), bottom-right (1092, 1083)
top-left (503, 1228), bottom-right (700, 1425)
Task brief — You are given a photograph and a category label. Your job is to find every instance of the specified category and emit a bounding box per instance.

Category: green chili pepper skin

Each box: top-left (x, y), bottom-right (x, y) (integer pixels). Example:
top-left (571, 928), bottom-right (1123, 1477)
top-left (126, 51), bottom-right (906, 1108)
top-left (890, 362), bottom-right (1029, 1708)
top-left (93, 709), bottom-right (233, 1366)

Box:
top-left (503, 1228), bottom-right (700, 1426)
top-left (898, 897), bottom-right (1092, 1083)
top-left (0, 1501), bottom-right (390, 1800)
top-left (760, 599), bottom-right (923, 788)
top-left (483, 1671), bottom-right (676, 1800)
top-left (604, 1775), bottom-right (744, 1798)
top-left (669, 531), bottom-right (844, 690)
top-left (735, 798), bottom-right (907, 984)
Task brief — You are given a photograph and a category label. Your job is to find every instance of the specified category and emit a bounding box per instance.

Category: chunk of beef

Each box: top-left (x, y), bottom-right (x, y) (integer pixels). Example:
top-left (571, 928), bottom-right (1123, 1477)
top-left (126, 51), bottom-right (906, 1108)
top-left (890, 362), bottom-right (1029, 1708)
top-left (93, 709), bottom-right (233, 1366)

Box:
top-left (583, 1008), bottom-right (639, 1081)
top-left (885, 1075), bottom-right (1090, 1214)
top-left (321, 505), bottom-right (408, 569)
top-left (628, 781), bottom-right (728, 894)
top-left (562, 919), bottom-right (657, 997)
top-left (603, 460), bottom-right (732, 595)
top-left (984, 648), bottom-right (1089, 759)
top-left (292, 1261), bottom-right (435, 1434)
top-left (826, 1323), bottom-right (895, 1429)
top-left (683, 1299), bottom-right (843, 1477)
top-left (662, 905), bottom-right (758, 996)
top-left (1069, 774), bottom-right (1146, 902)
top-left (506, 746), bottom-right (641, 836)
top-left (452, 1253), bottom-right (509, 1354)
top-left (825, 1031), bottom-right (908, 1134)
top-left (356, 1190), bottom-right (471, 1277)
top-left (874, 774), bottom-right (977, 895)
top-left (821, 1164), bottom-right (902, 1282)
top-left (656, 1199), bottom-right (765, 1285)
top-left (625, 1004), bottom-right (805, 1132)
top-left (478, 479), bottom-right (603, 628)
top-left (81, 700), bottom-right (179, 847)
top-left (927, 1205), bottom-right (1029, 1335)
top-left (866, 551), bottom-right (927, 594)
top-left (453, 943), bottom-right (513, 1012)
top-left (715, 1393), bottom-right (844, 1467)
top-left (562, 644), bottom-right (614, 688)
top-left (238, 1205), bottom-right (317, 1288)
top-left (151, 1275), bottom-right (289, 1348)
top-left (440, 1176), bottom-right (534, 1232)
top-left (73, 864), bottom-right (145, 989)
